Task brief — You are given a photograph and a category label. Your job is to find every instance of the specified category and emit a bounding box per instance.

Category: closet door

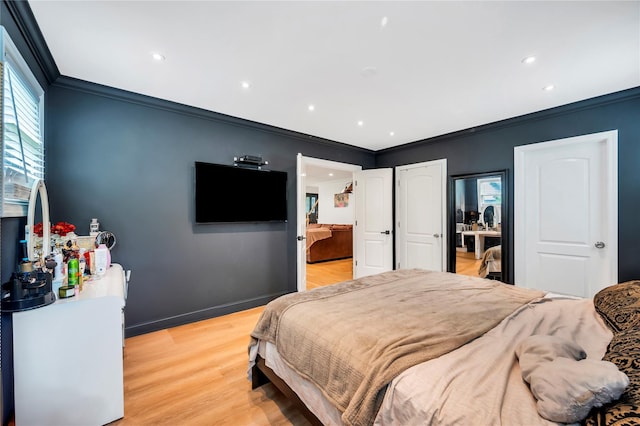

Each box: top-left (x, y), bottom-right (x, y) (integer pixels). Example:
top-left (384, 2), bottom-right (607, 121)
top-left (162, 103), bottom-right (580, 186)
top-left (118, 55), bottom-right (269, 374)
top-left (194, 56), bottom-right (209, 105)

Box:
top-left (515, 130), bottom-right (618, 297)
top-left (354, 168), bottom-right (393, 278)
top-left (396, 159), bottom-right (447, 271)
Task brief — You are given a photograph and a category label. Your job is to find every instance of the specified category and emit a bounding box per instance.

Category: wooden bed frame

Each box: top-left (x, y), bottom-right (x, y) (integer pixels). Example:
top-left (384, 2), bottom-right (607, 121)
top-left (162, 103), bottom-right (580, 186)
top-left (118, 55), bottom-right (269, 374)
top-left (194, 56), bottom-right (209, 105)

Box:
top-left (252, 355), bottom-right (323, 425)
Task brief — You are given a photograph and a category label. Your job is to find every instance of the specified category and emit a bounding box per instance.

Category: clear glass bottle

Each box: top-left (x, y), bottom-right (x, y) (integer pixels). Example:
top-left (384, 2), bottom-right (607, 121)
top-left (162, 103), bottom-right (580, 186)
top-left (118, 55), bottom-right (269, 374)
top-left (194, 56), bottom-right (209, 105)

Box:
top-left (89, 218), bottom-right (100, 236)
top-left (78, 252), bottom-right (86, 291)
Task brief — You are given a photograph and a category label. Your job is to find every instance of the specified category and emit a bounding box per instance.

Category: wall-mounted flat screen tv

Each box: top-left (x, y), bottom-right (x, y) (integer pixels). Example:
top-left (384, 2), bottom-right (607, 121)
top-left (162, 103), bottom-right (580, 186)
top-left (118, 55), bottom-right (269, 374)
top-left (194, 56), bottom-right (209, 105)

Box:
top-left (195, 161), bottom-right (287, 223)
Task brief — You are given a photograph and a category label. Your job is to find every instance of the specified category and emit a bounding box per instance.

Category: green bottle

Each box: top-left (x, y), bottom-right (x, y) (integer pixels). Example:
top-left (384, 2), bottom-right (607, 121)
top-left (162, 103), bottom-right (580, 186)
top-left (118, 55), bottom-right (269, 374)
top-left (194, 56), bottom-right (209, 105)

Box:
top-left (68, 258), bottom-right (79, 286)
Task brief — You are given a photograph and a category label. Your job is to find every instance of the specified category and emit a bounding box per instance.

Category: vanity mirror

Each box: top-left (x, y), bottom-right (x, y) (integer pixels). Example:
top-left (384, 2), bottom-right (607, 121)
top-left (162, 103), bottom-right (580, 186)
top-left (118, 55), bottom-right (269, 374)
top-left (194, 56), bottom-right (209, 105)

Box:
top-left (449, 170), bottom-right (509, 283)
top-left (26, 178), bottom-right (50, 261)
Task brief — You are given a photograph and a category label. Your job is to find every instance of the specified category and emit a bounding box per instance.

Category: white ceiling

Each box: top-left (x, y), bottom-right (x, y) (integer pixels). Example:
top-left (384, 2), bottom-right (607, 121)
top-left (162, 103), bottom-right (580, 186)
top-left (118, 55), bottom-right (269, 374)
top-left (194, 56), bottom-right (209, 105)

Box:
top-left (29, 1), bottom-right (640, 151)
top-left (304, 164), bottom-right (354, 187)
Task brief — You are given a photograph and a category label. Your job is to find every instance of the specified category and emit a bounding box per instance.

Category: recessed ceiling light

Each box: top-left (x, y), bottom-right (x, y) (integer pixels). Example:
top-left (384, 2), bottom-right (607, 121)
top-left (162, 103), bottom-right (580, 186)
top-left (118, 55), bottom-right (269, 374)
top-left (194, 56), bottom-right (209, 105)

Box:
top-left (151, 53), bottom-right (165, 61)
top-left (522, 56), bottom-right (536, 65)
top-left (389, 131), bottom-right (395, 136)
top-left (381, 16), bottom-right (389, 28)
top-left (361, 66), bottom-right (378, 78)
top-left (241, 81), bottom-right (251, 89)
top-left (357, 120), bottom-right (364, 127)
top-left (329, 173), bottom-right (334, 177)
top-left (543, 84), bottom-right (555, 91)
top-left (308, 104), bottom-right (315, 111)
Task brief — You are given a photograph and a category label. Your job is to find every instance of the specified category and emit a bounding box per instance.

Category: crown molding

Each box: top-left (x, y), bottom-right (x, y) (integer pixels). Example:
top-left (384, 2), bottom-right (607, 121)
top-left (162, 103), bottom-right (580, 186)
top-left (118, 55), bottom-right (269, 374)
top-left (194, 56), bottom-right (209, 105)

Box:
top-left (3, 0), bottom-right (60, 84)
top-left (378, 85), bottom-right (640, 154)
top-left (52, 75), bottom-right (374, 154)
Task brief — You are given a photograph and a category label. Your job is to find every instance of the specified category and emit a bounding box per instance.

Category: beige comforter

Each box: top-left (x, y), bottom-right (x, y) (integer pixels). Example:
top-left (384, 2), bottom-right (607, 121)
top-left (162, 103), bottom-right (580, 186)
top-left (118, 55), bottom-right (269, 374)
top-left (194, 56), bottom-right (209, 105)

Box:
top-left (251, 269), bottom-right (545, 425)
top-left (375, 297), bottom-right (614, 425)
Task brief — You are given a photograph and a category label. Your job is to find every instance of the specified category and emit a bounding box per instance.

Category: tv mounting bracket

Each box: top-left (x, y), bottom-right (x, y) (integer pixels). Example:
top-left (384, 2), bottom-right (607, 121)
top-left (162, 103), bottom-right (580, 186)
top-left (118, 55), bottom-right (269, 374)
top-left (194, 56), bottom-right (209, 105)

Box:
top-left (234, 155), bottom-right (268, 169)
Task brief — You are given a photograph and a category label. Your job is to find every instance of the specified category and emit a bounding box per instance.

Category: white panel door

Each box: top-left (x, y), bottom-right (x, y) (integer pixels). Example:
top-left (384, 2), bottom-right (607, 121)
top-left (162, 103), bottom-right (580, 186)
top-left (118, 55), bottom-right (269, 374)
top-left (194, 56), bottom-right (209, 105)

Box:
top-left (354, 168), bottom-right (393, 278)
top-left (396, 160), bottom-right (446, 271)
top-left (515, 130), bottom-right (618, 297)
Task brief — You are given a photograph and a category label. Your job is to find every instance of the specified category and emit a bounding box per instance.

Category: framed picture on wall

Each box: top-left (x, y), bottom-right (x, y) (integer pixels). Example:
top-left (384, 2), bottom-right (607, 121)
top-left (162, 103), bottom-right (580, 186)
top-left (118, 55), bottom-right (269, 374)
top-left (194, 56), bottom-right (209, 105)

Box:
top-left (334, 193), bottom-right (349, 208)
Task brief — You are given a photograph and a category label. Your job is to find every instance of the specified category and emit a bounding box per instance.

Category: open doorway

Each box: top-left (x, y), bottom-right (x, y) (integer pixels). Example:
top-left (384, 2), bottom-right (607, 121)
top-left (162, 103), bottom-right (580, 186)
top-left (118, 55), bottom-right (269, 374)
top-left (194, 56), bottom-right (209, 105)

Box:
top-left (305, 176), bottom-right (353, 290)
top-left (296, 155), bottom-right (361, 291)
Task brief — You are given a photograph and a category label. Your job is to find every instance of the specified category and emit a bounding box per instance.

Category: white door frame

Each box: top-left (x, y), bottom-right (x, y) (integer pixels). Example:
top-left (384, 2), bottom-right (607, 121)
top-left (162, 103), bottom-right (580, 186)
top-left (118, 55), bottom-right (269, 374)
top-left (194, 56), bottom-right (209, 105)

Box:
top-left (514, 130), bottom-right (618, 293)
top-left (395, 159), bottom-right (447, 271)
top-left (296, 154), bottom-right (362, 291)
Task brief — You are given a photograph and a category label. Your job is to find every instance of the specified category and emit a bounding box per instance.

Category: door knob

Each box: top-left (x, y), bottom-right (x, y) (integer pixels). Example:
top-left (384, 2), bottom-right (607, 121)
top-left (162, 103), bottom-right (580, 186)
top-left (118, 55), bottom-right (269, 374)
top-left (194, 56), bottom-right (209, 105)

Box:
top-left (380, 230), bottom-right (391, 235)
top-left (297, 235), bottom-right (306, 241)
top-left (433, 234), bottom-right (440, 238)
top-left (595, 241), bottom-right (605, 249)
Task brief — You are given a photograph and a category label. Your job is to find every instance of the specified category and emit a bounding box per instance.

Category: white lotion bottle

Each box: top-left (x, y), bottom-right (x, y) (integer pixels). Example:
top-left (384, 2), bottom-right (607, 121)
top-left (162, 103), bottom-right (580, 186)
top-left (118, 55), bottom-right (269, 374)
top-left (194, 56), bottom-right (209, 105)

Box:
top-left (94, 244), bottom-right (110, 276)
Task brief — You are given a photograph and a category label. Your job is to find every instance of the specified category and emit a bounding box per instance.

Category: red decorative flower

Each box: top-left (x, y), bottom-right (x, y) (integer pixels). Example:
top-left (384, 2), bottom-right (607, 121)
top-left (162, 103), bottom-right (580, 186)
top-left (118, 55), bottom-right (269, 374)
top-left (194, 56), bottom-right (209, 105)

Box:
top-left (33, 222), bottom-right (44, 237)
top-left (33, 221), bottom-right (76, 237)
top-left (51, 221), bottom-right (76, 236)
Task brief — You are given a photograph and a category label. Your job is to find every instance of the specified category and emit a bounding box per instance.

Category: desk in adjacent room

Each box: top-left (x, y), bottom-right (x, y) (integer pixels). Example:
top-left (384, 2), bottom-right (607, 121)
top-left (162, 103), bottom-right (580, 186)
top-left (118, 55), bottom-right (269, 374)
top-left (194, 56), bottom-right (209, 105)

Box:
top-left (461, 230), bottom-right (501, 259)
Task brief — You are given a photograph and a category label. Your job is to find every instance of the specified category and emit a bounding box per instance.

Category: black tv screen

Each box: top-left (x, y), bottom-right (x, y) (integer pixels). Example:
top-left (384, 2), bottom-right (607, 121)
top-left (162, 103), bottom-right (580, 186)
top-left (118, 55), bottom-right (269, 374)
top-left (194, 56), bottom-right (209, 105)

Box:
top-left (195, 161), bottom-right (288, 223)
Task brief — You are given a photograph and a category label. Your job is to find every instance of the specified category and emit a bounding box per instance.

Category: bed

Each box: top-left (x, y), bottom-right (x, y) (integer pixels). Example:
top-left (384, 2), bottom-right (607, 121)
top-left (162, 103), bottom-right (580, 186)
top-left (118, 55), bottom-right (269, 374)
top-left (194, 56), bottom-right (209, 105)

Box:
top-left (249, 270), bottom-right (640, 425)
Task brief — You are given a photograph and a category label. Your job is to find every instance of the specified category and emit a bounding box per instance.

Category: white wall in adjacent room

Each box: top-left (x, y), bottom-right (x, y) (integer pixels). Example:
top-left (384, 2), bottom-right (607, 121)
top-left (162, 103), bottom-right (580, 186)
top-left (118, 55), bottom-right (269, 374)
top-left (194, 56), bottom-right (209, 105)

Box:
top-left (317, 179), bottom-right (353, 224)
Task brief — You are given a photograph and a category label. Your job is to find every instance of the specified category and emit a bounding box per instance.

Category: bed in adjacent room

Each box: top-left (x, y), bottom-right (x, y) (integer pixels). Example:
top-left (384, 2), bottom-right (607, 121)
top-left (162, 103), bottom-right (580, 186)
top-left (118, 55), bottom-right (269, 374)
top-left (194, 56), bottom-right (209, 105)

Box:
top-left (478, 244), bottom-right (501, 279)
top-left (248, 270), bottom-right (640, 425)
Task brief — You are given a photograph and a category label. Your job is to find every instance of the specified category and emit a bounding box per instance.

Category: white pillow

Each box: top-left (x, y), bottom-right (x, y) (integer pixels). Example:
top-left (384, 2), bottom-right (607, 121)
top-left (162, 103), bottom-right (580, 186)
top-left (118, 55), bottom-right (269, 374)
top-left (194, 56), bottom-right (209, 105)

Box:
top-left (525, 357), bottom-right (629, 423)
top-left (516, 335), bottom-right (629, 424)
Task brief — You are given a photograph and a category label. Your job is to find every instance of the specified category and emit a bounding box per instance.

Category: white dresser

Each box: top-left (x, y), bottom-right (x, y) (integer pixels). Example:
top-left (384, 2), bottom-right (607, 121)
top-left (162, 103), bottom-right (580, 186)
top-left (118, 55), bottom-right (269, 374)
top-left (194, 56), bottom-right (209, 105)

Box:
top-left (12, 263), bottom-right (127, 426)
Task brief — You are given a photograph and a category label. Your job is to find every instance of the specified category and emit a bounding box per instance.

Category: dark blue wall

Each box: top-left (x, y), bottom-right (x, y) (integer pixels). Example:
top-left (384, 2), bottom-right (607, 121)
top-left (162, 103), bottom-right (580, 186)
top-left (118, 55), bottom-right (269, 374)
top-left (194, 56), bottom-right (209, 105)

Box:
top-left (45, 78), bottom-right (375, 336)
top-left (376, 87), bottom-right (640, 284)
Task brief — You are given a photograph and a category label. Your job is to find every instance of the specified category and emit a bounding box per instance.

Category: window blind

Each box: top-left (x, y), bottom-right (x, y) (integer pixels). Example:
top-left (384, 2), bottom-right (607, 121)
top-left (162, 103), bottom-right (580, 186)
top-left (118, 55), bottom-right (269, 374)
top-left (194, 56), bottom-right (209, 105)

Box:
top-left (0, 27), bottom-right (45, 217)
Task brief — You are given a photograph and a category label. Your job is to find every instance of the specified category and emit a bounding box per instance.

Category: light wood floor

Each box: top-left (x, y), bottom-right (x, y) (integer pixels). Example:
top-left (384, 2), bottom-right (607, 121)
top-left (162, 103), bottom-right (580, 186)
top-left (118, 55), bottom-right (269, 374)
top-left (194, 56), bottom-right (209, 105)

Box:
top-left (111, 306), bottom-right (310, 426)
top-left (306, 258), bottom-right (353, 290)
top-left (108, 260), bottom-right (353, 425)
top-left (308, 255), bottom-right (482, 282)
top-left (455, 251), bottom-right (483, 277)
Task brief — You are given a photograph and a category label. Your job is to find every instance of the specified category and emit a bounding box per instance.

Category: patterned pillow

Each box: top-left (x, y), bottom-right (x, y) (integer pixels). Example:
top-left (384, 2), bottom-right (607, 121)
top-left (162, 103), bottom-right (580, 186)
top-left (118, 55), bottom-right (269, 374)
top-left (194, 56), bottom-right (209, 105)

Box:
top-left (593, 280), bottom-right (640, 333)
top-left (584, 328), bottom-right (640, 425)
top-left (586, 402), bottom-right (640, 426)
top-left (604, 330), bottom-right (640, 397)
